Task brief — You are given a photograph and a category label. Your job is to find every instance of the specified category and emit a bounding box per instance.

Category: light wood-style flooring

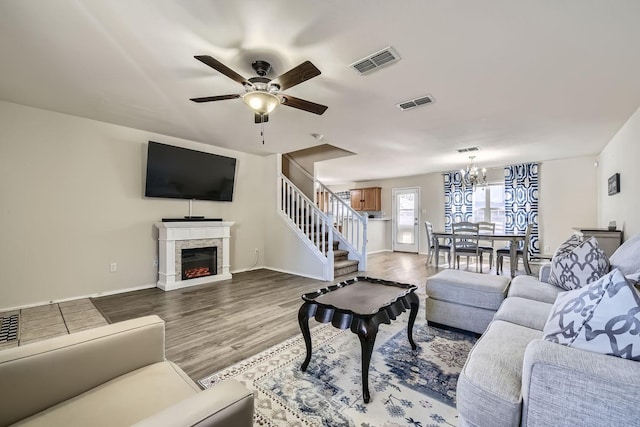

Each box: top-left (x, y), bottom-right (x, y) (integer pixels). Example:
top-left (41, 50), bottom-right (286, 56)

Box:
top-left (92, 252), bottom-right (442, 381)
top-left (0, 299), bottom-right (107, 351)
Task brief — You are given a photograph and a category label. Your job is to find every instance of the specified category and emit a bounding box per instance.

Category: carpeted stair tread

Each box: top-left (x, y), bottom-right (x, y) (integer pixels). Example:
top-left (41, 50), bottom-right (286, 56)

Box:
top-left (332, 249), bottom-right (349, 259)
top-left (334, 259), bottom-right (359, 268)
top-left (334, 259), bottom-right (359, 277)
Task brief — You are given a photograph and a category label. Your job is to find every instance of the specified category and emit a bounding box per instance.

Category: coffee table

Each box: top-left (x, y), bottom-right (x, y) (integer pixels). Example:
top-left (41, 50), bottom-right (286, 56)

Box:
top-left (298, 276), bottom-right (419, 403)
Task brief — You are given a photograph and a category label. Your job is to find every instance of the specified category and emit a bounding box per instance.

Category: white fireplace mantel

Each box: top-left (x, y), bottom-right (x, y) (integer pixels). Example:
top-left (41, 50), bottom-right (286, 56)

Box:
top-left (155, 221), bottom-right (235, 291)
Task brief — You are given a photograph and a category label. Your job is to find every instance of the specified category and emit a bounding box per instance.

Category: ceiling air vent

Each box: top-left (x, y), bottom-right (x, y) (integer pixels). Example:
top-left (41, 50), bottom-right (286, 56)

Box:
top-left (396, 94), bottom-right (435, 111)
top-left (457, 146), bottom-right (480, 153)
top-left (350, 46), bottom-right (400, 75)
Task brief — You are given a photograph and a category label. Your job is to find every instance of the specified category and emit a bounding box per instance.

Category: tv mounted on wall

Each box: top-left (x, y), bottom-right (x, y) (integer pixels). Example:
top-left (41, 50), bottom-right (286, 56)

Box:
top-left (144, 141), bottom-right (236, 202)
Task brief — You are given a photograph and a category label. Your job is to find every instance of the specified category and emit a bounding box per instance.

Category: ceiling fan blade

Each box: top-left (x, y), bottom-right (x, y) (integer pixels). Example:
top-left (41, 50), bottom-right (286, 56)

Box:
top-left (281, 95), bottom-right (328, 115)
top-left (272, 61), bottom-right (321, 91)
top-left (254, 113), bottom-right (269, 124)
top-left (190, 94), bottom-right (241, 103)
top-left (194, 55), bottom-right (250, 86)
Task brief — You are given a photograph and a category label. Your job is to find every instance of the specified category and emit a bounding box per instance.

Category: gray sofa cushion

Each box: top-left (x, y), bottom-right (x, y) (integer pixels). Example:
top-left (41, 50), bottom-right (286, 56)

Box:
top-left (507, 275), bottom-right (561, 304)
top-left (610, 232), bottom-right (640, 276)
top-left (426, 270), bottom-right (510, 310)
top-left (543, 268), bottom-right (640, 359)
top-left (522, 339), bottom-right (640, 427)
top-left (494, 297), bottom-right (553, 331)
top-left (457, 320), bottom-right (542, 427)
top-left (548, 236), bottom-right (609, 291)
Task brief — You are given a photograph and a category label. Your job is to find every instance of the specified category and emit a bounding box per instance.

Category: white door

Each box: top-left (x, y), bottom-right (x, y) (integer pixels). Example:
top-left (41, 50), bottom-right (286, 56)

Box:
top-left (392, 187), bottom-right (420, 253)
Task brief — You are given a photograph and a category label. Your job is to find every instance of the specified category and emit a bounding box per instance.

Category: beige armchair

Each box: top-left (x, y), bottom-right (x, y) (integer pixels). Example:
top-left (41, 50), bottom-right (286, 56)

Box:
top-left (0, 315), bottom-right (253, 427)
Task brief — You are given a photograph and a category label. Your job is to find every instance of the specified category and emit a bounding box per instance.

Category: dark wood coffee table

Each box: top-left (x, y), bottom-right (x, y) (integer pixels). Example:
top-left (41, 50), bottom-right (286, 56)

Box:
top-left (298, 276), bottom-right (419, 403)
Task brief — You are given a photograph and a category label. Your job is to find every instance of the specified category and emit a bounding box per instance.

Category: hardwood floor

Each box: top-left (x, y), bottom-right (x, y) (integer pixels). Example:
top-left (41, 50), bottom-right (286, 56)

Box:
top-left (92, 252), bottom-right (441, 381)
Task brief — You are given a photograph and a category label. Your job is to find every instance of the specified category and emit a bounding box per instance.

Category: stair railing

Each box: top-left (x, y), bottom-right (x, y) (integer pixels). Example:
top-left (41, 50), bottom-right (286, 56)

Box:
top-left (282, 154), bottom-right (368, 270)
top-left (278, 173), bottom-right (334, 280)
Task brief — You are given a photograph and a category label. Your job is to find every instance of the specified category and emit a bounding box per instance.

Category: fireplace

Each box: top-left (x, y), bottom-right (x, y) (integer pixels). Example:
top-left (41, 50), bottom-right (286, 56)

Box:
top-left (181, 247), bottom-right (217, 280)
top-left (155, 221), bottom-right (234, 291)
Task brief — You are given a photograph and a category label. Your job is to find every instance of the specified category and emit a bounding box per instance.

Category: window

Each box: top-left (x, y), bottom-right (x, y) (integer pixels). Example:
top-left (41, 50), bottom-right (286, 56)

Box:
top-left (472, 183), bottom-right (506, 232)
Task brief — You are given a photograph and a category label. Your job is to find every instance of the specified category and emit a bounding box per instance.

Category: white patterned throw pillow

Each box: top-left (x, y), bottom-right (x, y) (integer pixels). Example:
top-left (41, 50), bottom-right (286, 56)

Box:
top-left (543, 269), bottom-right (640, 360)
top-left (548, 236), bottom-right (609, 290)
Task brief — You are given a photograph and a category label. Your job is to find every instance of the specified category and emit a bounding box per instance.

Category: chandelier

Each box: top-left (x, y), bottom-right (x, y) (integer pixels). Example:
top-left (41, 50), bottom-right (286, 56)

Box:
top-left (460, 156), bottom-right (487, 187)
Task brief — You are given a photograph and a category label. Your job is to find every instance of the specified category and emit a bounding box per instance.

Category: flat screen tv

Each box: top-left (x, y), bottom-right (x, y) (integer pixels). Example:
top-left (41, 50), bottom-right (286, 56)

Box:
top-left (144, 141), bottom-right (236, 202)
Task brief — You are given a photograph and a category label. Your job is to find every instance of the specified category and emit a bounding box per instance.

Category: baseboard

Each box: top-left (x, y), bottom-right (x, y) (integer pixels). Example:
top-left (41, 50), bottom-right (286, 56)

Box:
top-left (91, 283), bottom-right (158, 298)
top-left (260, 266), bottom-right (327, 282)
top-left (1, 283), bottom-right (157, 312)
top-left (367, 249), bottom-right (393, 255)
top-left (231, 265), bottom-right (265, 274)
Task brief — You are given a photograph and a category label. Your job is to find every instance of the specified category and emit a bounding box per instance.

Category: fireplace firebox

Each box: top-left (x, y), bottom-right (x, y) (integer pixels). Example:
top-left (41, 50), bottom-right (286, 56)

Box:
top-left (181, 247), bottom-right (217, 280)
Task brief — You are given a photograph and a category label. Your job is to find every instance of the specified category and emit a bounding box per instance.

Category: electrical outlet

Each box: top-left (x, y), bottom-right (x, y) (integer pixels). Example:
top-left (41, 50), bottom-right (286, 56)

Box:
top-left (544, 245), bottom-right (550, 252)
top-left (110, 262), bottom-right (117, 272)
top-left (153, 259), bottom-right (158, 267)
top-left (254, 248), bottom-right (259, 254)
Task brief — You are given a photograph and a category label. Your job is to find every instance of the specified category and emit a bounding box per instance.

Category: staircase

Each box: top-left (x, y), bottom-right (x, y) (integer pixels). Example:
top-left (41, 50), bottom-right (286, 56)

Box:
top-left (278, 156), bottom-right (367, 281)
top-left (333, 248), bottom-right (359, 277)
top-left (310, 231), bottom-right (359, 277)
top-left (304, 220), bottom-right (360, 277)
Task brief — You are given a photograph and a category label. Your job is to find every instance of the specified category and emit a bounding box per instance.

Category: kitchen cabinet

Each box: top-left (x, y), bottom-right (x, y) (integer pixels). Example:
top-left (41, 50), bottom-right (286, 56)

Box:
top-left (350, 187), bottom-right (381, 211)
top-left (316, 191), bottom-right (330, 213)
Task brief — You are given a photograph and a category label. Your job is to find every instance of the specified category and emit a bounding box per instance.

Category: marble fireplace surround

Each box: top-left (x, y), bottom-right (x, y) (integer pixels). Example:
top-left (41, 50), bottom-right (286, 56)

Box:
top-left (155, 221), bottom-right (234, 291)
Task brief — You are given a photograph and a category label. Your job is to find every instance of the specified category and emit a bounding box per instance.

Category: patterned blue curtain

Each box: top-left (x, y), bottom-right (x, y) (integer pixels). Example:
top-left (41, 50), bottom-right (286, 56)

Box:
top-left (504, 163), bottom-right (539, 254)
top-left (443, 171), bottom-right (473, 232)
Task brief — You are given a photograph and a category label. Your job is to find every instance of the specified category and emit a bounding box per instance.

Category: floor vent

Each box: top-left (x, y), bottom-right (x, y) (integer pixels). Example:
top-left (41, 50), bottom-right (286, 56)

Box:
top-left (397, 94), bottom-right (435, 111)
top-left (350, 46), bottom-right (400, 75)
top-left (0, 314), bottom-right (19, 342)
top-left (457, 146), bottom-right (480, 153)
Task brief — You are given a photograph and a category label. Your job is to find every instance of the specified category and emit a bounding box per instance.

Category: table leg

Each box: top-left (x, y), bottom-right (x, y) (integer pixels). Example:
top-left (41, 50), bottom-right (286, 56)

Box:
top-left (298, 303), bottom-right (313, 371)
top-left (407, 293), bottom-right (419, 350)
top-left (509, 241), bottom-right (517, 278)
top-left (357, 321), bottom-right (378, 403)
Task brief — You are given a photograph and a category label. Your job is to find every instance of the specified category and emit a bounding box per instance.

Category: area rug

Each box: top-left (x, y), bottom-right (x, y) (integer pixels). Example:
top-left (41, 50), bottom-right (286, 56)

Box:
top-left (199, 314), bottom-right (476, 427)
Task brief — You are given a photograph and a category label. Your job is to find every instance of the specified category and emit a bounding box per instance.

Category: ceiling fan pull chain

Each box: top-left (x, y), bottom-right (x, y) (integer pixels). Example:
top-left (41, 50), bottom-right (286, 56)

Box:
top-left (261, 116), bottom-right (265, 144)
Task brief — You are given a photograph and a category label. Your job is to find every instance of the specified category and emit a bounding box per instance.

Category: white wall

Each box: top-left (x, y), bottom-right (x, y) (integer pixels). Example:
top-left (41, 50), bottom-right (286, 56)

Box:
top-left (538, 156), bottom-right (598, 252)
top-left (0, 100), bottom-right (268, 310)
top-left (366, 220), bottom-right (391, 253)
top-left (331, 156), bottom-right (598, 255)
top-left (598, 106), bottom-right (640, 239)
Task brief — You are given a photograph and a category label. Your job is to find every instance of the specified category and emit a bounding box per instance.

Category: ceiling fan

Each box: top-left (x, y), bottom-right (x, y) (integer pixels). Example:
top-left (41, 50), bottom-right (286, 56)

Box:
top-left (190, 55), bottom-right (328, 123)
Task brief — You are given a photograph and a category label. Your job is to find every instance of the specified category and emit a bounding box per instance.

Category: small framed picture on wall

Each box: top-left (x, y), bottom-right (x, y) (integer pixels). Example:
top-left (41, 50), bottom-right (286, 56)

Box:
top-left (608, 173), bottom-right (620, 195)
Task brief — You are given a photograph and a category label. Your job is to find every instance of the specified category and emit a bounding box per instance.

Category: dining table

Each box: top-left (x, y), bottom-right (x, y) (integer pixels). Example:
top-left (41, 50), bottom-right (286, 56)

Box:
top-left (432, 231), bottom-right (526, 277)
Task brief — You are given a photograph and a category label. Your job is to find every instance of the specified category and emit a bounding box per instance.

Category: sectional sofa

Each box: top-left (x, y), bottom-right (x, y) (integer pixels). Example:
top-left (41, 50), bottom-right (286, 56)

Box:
top-left (455, 234), bottom-right (640, 427)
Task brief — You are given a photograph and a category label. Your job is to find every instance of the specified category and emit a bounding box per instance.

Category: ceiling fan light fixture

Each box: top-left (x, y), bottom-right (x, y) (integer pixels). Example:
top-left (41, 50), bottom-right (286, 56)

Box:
top-left (191, 56), bottom-right (327, 120)
top-left (268, 83), bottom-right (281, 93)
top-left (242, 91), bottom-right (280, 115)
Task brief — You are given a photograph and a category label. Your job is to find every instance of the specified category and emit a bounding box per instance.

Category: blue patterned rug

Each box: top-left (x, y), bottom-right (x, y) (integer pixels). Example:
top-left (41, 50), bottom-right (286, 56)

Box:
top-left (199, 314), bottom-right (476, 426)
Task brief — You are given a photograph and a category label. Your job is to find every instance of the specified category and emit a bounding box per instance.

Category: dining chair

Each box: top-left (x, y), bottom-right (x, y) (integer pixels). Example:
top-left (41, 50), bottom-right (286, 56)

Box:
top-left (477, 221), bottom-right (496, 272)
top-left (496, 224), bottom-right (550, 275)
top-left (452, 221), bottom-right (481, 272)
top-left (425, 221), bottom-right (451, 267)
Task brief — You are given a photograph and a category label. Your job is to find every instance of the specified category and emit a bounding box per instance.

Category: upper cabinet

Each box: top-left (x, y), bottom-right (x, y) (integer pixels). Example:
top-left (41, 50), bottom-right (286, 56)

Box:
top-left (316, 190), bottom-right (330, 213)
top-left (350, 187), bottom-right (381, 211)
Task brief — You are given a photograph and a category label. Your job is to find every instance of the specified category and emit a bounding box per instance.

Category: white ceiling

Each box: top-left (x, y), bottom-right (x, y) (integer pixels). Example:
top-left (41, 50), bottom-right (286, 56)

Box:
top-left (1, 1), bottom-right (639, 184)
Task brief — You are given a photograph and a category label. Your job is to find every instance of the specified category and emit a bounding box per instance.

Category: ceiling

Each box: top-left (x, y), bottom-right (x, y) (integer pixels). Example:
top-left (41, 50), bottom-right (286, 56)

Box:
top-left (1, 1), bottom-right (639, 185)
